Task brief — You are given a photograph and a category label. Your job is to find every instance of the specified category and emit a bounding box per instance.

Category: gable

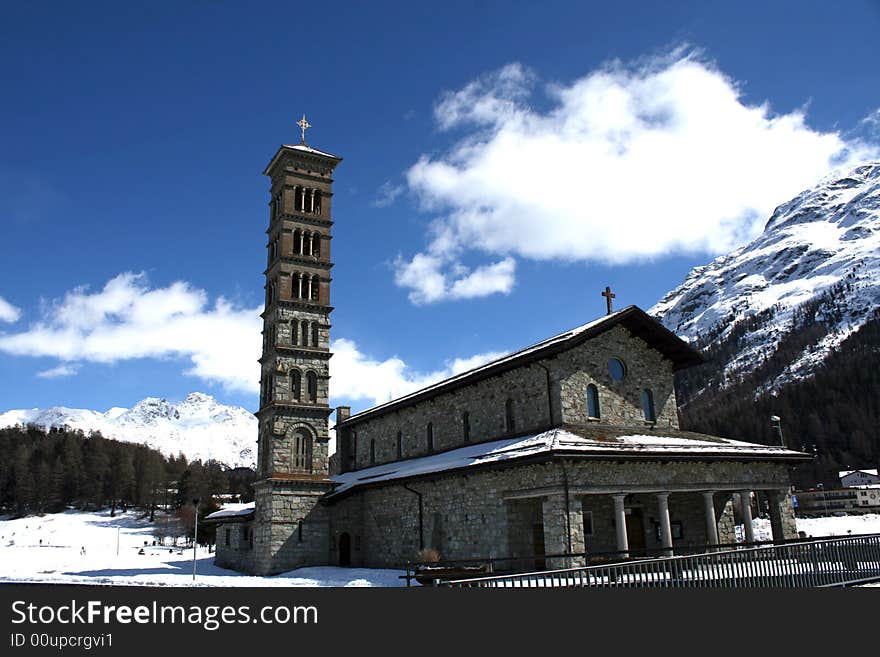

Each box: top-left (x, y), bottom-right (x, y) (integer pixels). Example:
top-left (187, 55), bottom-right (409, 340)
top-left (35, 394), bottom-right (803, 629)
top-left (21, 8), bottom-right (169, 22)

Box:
top-left (338, 305), bottom-right (702, 429)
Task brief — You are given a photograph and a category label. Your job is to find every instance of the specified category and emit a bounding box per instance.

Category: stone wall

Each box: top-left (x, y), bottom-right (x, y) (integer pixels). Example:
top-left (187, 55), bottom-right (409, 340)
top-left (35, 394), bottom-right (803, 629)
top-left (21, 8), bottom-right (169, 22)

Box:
top-left (557, 326), bottom-right (679, 429)
top-left (326, 457), bottom-right (794, 569)
top-left (338, 325), bottom-right (682, 472)
top-left (247, 479), bottom-right (333, 575)
top-left (214, 521), bottom-right (256, 571)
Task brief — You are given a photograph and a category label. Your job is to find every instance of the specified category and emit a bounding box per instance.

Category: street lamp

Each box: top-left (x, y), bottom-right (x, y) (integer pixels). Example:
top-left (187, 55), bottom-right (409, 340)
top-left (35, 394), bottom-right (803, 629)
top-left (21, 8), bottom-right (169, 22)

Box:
top-left (816, 484), bottom-right (828, 517)
top-left (770, 415), bottom-right (785, 447)
top-left (192, 497), bottom-right (200, 582)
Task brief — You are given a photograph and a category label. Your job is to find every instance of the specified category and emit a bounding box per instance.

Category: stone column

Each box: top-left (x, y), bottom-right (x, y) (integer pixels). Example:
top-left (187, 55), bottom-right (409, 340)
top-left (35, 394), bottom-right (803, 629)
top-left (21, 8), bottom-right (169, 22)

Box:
top-left (541, 494), bottom-right (586, 569)
top-left (702, 491), bottom-right (719, 550)
top-left (612, 494), bottom-right (629, 558)
top-left (657, 492), bottom-right (673, 557)
top-left (768, 489), bottom-right (797, 543)
top-left (739, 490), bottom-right (755, 544)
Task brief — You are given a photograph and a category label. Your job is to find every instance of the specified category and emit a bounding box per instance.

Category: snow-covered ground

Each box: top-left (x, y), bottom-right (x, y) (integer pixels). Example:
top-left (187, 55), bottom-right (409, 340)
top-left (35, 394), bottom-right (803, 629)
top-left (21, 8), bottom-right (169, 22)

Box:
top-left (0, 510), bottom-right (404, 587)
top-left (752, 513), bottom-right (880, 541)
top-left (1, 509), bottom-right (877, 587)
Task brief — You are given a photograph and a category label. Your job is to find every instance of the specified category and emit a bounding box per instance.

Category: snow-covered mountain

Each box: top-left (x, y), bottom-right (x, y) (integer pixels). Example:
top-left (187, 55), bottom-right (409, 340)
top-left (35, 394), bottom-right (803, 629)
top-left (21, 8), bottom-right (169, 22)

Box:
top-left (0, 393), bottom-right (257, 468)
top-left (652, 161), bottom-right (880, 391)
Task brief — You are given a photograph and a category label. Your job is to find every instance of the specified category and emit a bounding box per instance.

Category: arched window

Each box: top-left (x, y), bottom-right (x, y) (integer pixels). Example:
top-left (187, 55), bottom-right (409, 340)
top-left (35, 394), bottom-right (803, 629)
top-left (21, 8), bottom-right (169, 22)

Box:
top-left (426, 422), bottom-right (434, 454)
top-left (290, 369), bottom-right (301, 401)
top-left (311, 275), bottom-right (320, 301)
top-left (293, 229), bottom-right (302, 256)
top-left (307, 371), bottom-right (318, 403)
top-left (287, 273), bottom-right (296, 299)
top-left (312, 233), bottom-right (321, 258)
top-left (505, 398), bottom-right (516, 433)
top-left (313, 190), bottom-right (321, 215)
top-left (587, 384), bottom-right (600, 419)
top-left (290, 319), bottom-right (298, 345)
top-left (396, 431), bottom-right (403, 459)
top-left (369, 439), bottom-right (375, 465)
top-left (642, 389), bottom-right (656, 422)
top-left (292, 428), bottom-right (312, 471)
top-left (294, 186), bottom-right (303, 212)
top-left (462, 412), bottom-right (470, 443)
top-left (311, 322), bottom-right (319, 347)
top-left (301, 320), bottom-right (309, 346)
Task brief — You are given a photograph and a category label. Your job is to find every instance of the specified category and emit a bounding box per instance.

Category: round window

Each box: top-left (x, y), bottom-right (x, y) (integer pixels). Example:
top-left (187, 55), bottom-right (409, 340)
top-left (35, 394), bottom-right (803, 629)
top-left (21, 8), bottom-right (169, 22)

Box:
top-left (608, 358), bottom-right (626, 382)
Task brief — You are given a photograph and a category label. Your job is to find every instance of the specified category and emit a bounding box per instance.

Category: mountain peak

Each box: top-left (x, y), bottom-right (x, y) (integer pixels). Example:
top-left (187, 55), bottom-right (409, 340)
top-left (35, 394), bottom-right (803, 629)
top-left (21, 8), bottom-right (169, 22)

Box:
top-left (0, 393), bottom-right (256, 468)
top-left (764, 160), bottom-right (880, 233)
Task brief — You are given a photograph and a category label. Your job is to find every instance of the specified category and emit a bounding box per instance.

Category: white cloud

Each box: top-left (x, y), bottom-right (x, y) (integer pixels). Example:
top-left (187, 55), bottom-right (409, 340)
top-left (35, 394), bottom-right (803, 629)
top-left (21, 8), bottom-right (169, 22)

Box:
top-left (1, 273), bottom-right (507, 405)
top-left (330, 337), bottom-right (505, 406)
top-left (0, 296), bottom-right (21, 323)
top-left (449, 258), bottom-right (516, 300)
top-left (393, 251), bottom-right (516, 305)
top-left (0, 272), bottom-right (262, 394)
top-left (372, 180), bottom-right (404, 208)
top-left (36, 364), bottom-right (79, 379)
top-left (395, 51), bottom-right (879, 303)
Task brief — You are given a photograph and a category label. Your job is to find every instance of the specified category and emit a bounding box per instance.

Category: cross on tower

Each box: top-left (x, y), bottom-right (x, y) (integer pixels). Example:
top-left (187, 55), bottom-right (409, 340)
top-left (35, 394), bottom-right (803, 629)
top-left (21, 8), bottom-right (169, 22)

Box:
top-left (601, 286), bottom-right (616, 315)
top-left (296, 114), bottom-right (311, 144)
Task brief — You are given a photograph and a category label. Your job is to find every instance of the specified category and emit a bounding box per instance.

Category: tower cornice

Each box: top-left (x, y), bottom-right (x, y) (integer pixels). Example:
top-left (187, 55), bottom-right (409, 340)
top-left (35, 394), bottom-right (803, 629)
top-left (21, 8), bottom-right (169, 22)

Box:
top-left (263, 144), bottom-right (342, 177)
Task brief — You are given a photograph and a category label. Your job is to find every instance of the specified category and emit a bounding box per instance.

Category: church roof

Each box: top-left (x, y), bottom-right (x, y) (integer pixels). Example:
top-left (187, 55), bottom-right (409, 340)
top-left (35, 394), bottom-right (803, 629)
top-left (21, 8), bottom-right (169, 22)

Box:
top-left (337, 305), bottom-right (704, 427)
top-left (327, 425), bottom-right (811, 499)
top-left (204, 502), bottom-right (255, 522)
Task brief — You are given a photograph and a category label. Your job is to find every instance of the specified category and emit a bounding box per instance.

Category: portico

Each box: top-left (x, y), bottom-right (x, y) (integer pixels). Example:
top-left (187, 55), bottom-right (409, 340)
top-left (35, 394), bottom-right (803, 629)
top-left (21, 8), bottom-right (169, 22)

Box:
top-left (504, 479), bottom-right (797, 567)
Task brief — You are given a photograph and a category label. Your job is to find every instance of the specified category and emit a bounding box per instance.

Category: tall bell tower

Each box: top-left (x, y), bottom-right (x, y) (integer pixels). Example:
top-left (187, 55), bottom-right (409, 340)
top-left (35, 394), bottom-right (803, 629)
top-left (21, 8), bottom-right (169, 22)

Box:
top-left (250, 116), bottom-right (341, 574)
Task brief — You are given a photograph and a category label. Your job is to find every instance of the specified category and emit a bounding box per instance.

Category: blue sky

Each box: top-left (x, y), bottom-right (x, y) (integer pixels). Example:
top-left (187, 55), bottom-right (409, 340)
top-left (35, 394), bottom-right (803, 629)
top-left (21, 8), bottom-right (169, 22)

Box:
top-left (1, 1), bottom-right (879, 414)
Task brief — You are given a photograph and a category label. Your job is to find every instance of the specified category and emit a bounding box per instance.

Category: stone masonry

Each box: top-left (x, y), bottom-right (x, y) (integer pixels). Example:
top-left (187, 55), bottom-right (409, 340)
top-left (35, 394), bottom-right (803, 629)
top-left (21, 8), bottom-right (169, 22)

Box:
top-left (337, 322), bottom-right (681, 472)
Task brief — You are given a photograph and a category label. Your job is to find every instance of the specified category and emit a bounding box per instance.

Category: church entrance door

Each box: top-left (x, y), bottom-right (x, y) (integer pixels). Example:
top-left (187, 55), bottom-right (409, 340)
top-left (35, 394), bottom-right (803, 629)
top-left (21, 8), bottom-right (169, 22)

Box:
top-left (338, 533), bottom-right (351, 567)
top-left (626, 509), bottom-right (646, 555)
top-left (532, 522), bottom-right (546, 569)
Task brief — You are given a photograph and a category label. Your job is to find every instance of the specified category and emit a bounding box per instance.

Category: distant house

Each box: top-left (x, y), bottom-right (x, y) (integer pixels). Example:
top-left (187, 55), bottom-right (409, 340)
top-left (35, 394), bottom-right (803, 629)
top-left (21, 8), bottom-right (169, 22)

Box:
top-left (794, 480), bottom-right (880, 517)
top-left (839, 469), bottom-right (880, 488)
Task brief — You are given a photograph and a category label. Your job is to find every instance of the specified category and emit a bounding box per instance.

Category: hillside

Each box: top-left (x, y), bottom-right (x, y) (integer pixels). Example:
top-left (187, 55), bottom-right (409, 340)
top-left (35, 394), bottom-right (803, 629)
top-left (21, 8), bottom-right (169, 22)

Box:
top-left (650, 162), bottom-right (880, 486)
top-left (653, 162), bottom-right (880, 393)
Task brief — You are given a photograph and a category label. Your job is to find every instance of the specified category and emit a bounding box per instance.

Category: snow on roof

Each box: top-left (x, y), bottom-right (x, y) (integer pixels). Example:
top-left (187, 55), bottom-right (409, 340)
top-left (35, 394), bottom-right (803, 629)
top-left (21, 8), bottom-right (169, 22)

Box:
top-left (839, 469), bottom-right (878, 477)
top-left (205, 502), bottom-right (254, 521)
top-left (328, 426), bottom-right (807, 498)
top-left (280, 143), bottom-right (340, 159)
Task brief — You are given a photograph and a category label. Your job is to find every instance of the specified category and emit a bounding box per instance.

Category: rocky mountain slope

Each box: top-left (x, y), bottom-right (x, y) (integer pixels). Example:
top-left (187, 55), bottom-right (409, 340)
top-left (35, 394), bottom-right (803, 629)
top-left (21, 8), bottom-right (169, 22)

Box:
top-left (0, 392), bottom-right (256, 468)
top-left (652, 161), bottom-right (880, 393)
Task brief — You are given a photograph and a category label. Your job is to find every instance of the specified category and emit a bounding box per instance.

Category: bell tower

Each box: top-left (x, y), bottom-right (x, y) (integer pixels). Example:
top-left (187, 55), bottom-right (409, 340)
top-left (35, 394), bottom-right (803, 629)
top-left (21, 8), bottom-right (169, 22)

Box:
top-left (250, 117), bottom-right (341, 574)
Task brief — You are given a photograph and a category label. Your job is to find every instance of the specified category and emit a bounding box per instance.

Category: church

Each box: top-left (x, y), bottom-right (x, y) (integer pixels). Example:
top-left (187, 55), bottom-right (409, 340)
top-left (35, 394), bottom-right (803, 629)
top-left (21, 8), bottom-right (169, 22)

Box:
top-left (208, 124), bottom-right (811, 575)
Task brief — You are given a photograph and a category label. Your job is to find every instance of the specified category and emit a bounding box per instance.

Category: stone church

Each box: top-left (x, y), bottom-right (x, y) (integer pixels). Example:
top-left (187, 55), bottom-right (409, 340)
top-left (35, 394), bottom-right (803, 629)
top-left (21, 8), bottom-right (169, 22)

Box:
top-left (209, 127), bottom-right (810, 575)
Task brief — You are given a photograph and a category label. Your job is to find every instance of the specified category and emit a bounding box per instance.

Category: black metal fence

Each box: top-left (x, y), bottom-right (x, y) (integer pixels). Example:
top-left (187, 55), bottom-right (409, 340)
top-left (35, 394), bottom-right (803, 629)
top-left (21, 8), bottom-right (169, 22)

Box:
top-left (439, 534), bottom-right (880, 588)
